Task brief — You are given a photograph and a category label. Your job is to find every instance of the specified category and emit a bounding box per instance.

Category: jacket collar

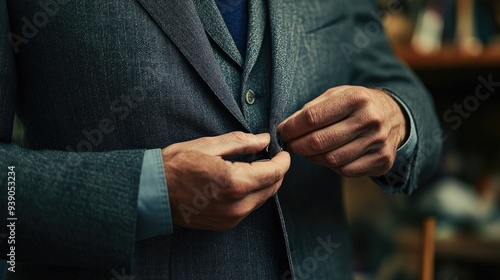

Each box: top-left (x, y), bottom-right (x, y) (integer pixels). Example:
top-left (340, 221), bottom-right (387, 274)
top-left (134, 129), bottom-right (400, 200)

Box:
top-left (135, 0), bottom-right (250, 131)
top-left (135, 0), bottom-right (302, 138)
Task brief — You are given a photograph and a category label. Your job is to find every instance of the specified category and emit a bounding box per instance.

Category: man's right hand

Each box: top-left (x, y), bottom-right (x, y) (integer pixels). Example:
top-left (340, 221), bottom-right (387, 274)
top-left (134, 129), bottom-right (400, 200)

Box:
top-left (161, 132), bottom-right (291, 231)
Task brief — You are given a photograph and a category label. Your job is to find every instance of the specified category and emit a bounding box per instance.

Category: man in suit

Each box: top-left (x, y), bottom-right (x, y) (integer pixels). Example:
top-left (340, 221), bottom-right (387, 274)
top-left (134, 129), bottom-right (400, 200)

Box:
top-left (0, 0), bottom-right (441, 279)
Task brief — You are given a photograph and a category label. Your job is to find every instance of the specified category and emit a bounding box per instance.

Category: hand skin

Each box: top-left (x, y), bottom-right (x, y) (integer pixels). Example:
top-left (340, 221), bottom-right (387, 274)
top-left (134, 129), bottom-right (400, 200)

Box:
top-left (277, 86), bottom-right (408, 178)
top-left (161, 132), bottom-right (291, 231)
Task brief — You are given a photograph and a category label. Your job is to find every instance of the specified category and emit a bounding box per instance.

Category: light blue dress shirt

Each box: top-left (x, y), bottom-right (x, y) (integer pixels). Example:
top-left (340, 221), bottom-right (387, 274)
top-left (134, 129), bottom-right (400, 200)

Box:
top-left (134, 96), bottom-right (418, 240)
top-left (136, 149), bottom-right (173, 240)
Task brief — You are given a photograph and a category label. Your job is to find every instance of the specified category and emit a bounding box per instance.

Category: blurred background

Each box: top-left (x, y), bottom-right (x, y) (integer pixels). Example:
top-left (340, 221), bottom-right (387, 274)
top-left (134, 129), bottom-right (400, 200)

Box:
top-left (346, 0), bottom-right (500, 279)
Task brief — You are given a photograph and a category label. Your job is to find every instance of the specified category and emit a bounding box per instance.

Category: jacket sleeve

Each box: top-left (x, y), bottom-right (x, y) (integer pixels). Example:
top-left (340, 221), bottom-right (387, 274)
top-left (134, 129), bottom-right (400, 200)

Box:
top-left (0, 1), bottom-right (143, 271)
top-left (346, 0), bottom-right (442, 194)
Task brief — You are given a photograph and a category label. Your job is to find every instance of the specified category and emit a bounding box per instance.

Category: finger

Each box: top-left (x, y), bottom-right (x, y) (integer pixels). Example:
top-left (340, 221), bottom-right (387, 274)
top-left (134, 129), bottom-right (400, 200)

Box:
top-left (332, 147), bottom-right (395, 177)
top-left (277, 109), bottom-right (302, 133)
top-left (277, 86), bottom-right (353, 134)
top-left (277, 94), bottom-right (356, 142)
top-left (214, 177), bottom-right (282, 228)
top-left (228, 176), bottom-right (284, 217)
top-left (306, 135), bottom-right (383, 167)
top-left (229, 151), bottom-right (291, 194)
top-left (299, 85), bottom-right (354, 108)
top-left (285, 116), bottom-right (365, 156)
top-left (186, 131), bottom-right (271, 157)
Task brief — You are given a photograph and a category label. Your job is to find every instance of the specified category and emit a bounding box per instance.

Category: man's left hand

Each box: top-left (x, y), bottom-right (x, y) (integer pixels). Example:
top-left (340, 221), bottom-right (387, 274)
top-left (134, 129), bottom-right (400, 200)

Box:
top-left (277, 86), bottom-right (408, 177)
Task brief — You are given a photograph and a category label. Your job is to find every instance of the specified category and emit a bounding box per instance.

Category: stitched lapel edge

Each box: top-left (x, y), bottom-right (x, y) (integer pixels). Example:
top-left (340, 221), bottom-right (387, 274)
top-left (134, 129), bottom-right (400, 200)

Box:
top-left (136, 0), bottom-right (250, 131)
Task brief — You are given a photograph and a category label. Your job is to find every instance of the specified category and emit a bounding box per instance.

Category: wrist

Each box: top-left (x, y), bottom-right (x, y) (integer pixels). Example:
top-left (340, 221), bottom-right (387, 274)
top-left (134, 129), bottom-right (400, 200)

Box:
top-left (372, 88), bottom-right (409, 148)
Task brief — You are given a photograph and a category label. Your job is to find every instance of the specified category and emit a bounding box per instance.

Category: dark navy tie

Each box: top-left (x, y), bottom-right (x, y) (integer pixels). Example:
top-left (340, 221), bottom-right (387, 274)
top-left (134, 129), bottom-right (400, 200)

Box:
top-left (215, 0), bottom-right (249, 57)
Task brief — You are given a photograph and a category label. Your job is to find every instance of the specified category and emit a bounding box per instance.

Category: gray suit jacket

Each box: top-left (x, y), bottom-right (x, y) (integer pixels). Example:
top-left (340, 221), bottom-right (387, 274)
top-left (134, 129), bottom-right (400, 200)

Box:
top-left (0, 0), bottom-right (441, 279)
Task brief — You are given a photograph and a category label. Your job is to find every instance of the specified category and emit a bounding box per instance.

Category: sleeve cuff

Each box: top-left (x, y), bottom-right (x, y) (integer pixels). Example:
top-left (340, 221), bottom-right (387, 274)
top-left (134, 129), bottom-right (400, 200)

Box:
top-left (393, 94), bottom-right (417, 157)
top-left (372, 91), bottom-right (418, 194)
top-left (136, 149), bottom-right (173, 240)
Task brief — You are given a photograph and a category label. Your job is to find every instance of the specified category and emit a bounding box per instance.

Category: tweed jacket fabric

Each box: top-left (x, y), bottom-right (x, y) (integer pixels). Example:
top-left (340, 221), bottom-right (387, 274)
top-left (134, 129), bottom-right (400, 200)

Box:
top-left (0, 0), bottom-right (441, 279)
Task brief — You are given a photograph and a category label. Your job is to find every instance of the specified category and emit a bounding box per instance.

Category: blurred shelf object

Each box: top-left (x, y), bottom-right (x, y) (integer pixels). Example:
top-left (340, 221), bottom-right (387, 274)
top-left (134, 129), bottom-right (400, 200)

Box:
top-left (396, 227), bottom-right (500, 264)
top-left (420, 218), bottom-right (436, 280)
top-left (395, 227), bottom-right (500, 279)
top-left (381, 0), bottom-right (500, 72)
top-left (391, 44), bottom-right (500, 87)
top-left (393, 44), bottom-right (500, 69)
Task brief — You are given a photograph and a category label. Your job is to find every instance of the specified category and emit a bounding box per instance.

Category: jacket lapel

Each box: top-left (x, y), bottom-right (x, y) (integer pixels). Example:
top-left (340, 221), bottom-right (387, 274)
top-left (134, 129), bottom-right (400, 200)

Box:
top-left (268, 0), bottom-right (302, 155)
top-left (192, 0), bottom-right (244, 67)
top-left (242, 0), bottom-right (267, 82)
top-left (135, 0), bottom-right (250, 131)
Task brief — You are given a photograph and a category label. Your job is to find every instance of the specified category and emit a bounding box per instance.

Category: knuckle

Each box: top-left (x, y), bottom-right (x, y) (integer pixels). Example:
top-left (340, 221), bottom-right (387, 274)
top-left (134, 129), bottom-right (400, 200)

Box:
top-left (197, 136), bottom-right (215, 148)
top-left (350, 88), bottom-right (371, 106)
top-left (269, 183), bottom-right (281, 197)
top-left (229, 131), bottom-right (248, 142)
top-left (226, 205), bottom-right (252, 221)
top-left (302, 102), bottom-right (312, 110)
top-left (372, 115), bottom-right (384, 129)
top-left (224, 181), bottom-right (247, 200)
top-left (229, 188), bottom-right (246, 200)
top-left (228, 209), bottom-right (246, 221)
top-left (377, 149), bottom-right (395, 173)
top-left (365, 108), bottom-right (384, 129)
top-left (309, 133), bottom-right (328, 153)
top-left (359, 115), bottom-right (383, 134)
top-left (325, 152), bottom-right (342, 167)
top-left (267, 167), bottom-right (282, 184)
top-left (163, 142), bottom-right (186, 156)
top-left (303, 107), bottom-right (321, 127)
top-left (370, 133), bottom-right (386, 146)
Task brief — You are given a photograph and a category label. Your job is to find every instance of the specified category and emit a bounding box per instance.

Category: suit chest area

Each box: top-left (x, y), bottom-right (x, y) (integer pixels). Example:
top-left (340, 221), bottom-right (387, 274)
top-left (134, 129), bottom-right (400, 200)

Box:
top-left (7, 1), bottom-right (352, 148)
top-left (8, 1), bottom-right (351, 103)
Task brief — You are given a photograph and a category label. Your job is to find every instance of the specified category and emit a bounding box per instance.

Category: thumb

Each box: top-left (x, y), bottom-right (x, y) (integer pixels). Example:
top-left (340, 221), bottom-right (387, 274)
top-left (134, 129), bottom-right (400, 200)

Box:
top-left (194, 132), bottom-right (270, 157)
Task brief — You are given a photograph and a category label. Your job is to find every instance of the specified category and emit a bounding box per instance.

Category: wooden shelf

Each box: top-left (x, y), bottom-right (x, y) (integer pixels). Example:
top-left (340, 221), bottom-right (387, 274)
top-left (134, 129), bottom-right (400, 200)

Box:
top-left (395, 227), bottom-right (500, 264)
top-left (393, 45), bottom-right (500, 69)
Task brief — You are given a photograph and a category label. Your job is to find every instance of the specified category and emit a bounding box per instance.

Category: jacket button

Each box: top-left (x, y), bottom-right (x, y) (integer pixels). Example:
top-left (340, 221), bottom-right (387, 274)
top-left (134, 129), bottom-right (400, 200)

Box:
top-left (245, 90), bottom-right (256, 105)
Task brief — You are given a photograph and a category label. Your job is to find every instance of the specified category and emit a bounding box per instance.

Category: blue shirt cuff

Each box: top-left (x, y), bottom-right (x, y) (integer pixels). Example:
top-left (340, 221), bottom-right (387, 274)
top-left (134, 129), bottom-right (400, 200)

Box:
top-left (393, 94), bottom-right (417, 162)
top-left (136, 149), bottom-right (173, 240)
top-left (372, 93), bottom-right (418, 193)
